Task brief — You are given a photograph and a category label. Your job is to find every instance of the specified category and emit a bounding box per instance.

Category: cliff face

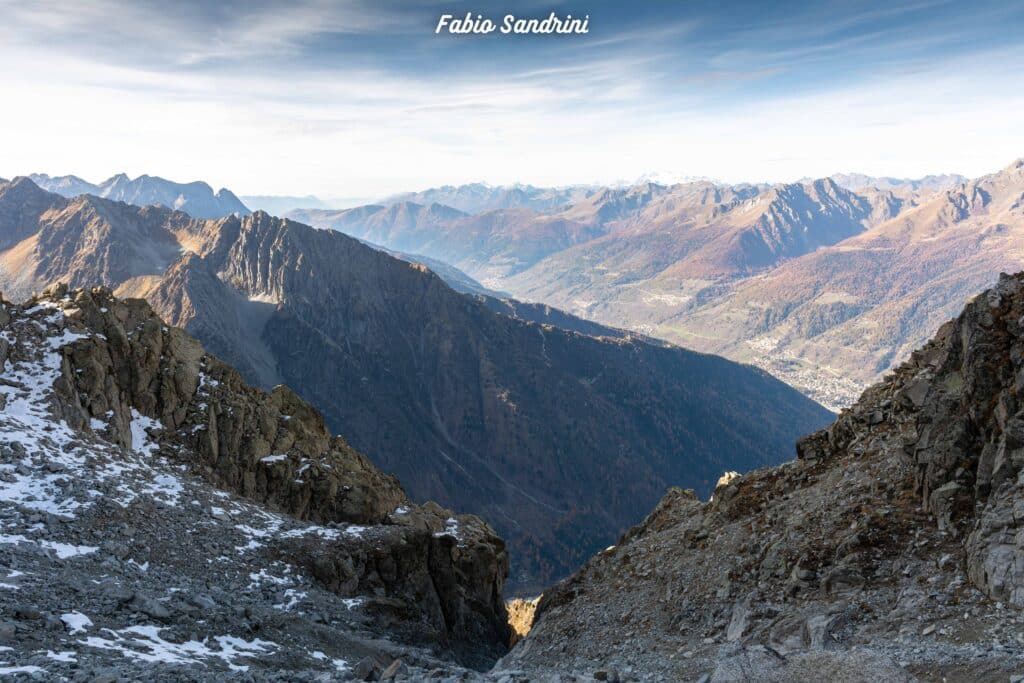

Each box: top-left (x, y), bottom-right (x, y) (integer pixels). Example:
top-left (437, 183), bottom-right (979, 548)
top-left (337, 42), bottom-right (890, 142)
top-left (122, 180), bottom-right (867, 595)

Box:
top-left (0, 180), bottom-right (833, 592)
top-left (0, 284), bottom-right (510, 673)
top-left (504, 272), bottom-right (1024, 681)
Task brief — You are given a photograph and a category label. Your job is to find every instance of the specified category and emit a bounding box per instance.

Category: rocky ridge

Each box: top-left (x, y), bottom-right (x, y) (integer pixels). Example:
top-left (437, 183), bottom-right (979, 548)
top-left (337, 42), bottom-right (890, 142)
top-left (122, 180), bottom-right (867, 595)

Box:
top-left (502, 272), bottom-right (1024, 681)
top-left (0, 284), bottom-right (511, 679)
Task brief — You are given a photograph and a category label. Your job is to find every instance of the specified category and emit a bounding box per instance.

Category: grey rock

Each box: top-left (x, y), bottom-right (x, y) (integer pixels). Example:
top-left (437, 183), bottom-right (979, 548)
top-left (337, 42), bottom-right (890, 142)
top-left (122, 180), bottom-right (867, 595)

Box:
top-left (354, 657), bottom-right (381, 680)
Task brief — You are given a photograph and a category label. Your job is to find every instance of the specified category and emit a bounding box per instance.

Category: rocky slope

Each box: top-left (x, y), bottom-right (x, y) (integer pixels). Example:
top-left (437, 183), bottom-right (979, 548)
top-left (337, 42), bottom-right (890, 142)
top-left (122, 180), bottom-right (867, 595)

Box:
top-left (0, 284), bottom-right (511, 678)
top-left (29, 173), bottom-right (250, 219)
top-left (503, 271), bottom-right (1024, 682)
top-left (0, 178), bottom-right (832, 593)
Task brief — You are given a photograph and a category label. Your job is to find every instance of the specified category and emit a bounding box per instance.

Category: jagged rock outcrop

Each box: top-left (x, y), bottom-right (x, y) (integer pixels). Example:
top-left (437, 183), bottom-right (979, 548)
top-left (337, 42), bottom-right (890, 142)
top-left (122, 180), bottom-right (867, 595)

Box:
top-left (796, 271), bottom-right (1024, 608)
top-left (1, 284), bottom-right (510, 671)
top-left (504, 272), bottom-right (1024, 681)
top-left (45, 282), bottom-right (406, 525)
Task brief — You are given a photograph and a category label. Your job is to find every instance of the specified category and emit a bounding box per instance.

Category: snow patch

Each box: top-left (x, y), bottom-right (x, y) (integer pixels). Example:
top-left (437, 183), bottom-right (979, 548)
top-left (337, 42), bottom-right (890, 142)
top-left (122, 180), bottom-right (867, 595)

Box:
top-left (0, 665), bottom-right (45, 675)
top-left (61, 611), bottom-right (93, 634)
top-left (80, 625), bottom-right (276, 671)
top-left (310, 649), bottom-right (349, 671)
top-left (434, 517), bottom-right (462, 543)
top-left (130, 409), bottom-right (161, 456)
top-left (46, 650), bottom-right (77, 663)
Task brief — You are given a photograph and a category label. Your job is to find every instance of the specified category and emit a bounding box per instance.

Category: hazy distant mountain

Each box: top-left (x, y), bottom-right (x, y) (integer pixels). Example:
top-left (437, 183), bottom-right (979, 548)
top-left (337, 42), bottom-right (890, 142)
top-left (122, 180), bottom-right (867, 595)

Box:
top-left (28, 173), bottom-right (96, 197)
top-left (0, 177), bottom-right (832, 591)
top-left (504, 178), bottom-right (898, 306)
top-left (364, 241), bottom-right (502, 298)
top-left (240, 194), bottom-right (332, 216)
top-left (820, 172), bottom-right (967, 193)
top-left (29, 172), bottom-right (250, 219)
top-left (293, 184), bottom-right (675, 285)
top-left (380, 182), bottom-right (597, 215)
top-left (487, 161), bottom-right (1023, 409)
top-left (308, 176), bottom-right (894, 297)
top-left (342, 238), bottom-right (649, 340)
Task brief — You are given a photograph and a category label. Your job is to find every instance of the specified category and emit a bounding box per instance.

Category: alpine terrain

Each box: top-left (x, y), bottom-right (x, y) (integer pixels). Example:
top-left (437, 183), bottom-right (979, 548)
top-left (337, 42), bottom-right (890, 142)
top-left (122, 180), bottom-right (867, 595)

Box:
top-left (0, 177), bottom-right (832, 591)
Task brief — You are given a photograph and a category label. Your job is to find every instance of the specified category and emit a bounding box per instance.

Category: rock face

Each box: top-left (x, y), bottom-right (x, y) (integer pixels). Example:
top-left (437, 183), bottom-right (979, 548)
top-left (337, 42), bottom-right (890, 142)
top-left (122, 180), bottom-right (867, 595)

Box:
top-left (0, 285), bottom-right (510, 673)
top-left (798, 270), bottom-right (1024, 609)
top-left (0, 178), bottom-right (833, 592)
top-left (48, 283), bottom-right (407, 526)
top-left (504, 272), bottom-right (1024, 681)
top-left (506, 597), bottom-right (540, 647)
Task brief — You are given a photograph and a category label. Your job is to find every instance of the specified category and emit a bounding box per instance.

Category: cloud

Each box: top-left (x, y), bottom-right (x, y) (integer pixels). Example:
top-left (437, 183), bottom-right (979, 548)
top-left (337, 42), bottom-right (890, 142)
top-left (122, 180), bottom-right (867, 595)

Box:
top-left (0, 0), bottom-right (1022, 196)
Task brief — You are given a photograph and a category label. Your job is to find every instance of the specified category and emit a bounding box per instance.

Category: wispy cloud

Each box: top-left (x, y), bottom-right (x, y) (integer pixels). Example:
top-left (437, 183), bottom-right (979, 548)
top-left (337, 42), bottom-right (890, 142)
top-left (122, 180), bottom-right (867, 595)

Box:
top-left (0, 0), bottom-right (1022, 196)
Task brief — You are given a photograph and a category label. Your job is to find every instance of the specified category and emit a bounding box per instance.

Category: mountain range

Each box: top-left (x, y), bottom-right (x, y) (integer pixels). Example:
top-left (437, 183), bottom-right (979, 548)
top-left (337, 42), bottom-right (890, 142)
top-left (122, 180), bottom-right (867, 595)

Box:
top-left (821, 172), bottom-right (968, 192)
top-left (0, 177), bottom-right (831, 591)
top-left (240, 194), bottom-right (376, 216)
top-left (378, 183), bottom-right (599, 215)
top-left (6, 167), bottom-right (1024, 680)
top-left (29, 172), bottom-right (250, 219)
top-left (26, 165), bottom-right (1007, 412)
top-left (291, 165), bottom-right (1015, 410)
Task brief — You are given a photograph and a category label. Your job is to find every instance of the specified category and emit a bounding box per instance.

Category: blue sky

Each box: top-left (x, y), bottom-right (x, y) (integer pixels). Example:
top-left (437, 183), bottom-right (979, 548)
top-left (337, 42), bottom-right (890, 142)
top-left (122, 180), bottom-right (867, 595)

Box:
top-left (2, 0), bottom-right (1023, 197)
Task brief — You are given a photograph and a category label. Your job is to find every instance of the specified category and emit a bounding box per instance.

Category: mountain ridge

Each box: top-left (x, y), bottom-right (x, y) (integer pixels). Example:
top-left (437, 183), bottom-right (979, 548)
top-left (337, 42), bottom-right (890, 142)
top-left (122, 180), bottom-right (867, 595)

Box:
top-left (29, 172), bottom-right (251, 219)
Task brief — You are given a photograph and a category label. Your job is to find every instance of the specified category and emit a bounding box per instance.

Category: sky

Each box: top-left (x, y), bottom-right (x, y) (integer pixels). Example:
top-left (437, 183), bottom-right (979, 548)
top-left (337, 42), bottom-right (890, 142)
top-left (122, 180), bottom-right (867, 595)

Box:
top-left (2, 0), bottom-right (1024, 198)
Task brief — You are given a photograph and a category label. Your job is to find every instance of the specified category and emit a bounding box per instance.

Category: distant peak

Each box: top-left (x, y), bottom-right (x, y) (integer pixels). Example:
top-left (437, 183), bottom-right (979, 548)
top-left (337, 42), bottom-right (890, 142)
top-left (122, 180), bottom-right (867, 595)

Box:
top-left (9, 175), bottom-right (39, 188)
top-left (6, 176), bottom-right (52, 197)
top-left (808, 176), bottom-right (843, 194)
